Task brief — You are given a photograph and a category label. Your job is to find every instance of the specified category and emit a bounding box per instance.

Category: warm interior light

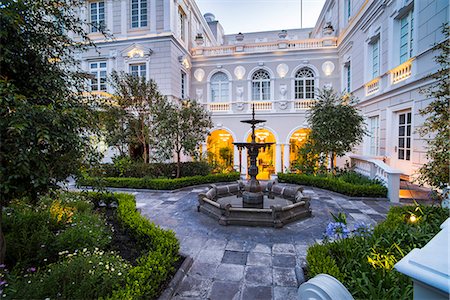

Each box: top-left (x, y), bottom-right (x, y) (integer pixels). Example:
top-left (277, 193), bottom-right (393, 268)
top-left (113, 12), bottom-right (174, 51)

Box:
top-left (128, 48), bottom-right (144, 58)
top-left (409, 214), bottom-right (417, 223)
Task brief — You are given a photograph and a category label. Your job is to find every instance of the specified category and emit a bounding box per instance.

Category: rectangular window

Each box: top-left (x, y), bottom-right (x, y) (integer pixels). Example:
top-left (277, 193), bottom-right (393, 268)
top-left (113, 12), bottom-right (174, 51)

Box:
top-left (400, 10), bottom-right (414, 64)
top-left (179, 8), bottom-right (186, 41)
top-left (90, 61), bottom-right (107, 91)
top-left (371, 38), bottom-right (380, 78)
top-left (90, 1), bottom-right (105, 33)
top-left (181, 71), bottom-right (186, 99)
top-left (398, 112), bottom-right (412, 160)
top-left (369, 116), bottom-right (380, 156)
top-left (345, 62), bottom-right (351, 93)
top-left (130, 63), bottom-right (146, 79)
top-left (346, 0), bottom-right (351, 20)
top-left (131, 0), bottom-right (148, 28)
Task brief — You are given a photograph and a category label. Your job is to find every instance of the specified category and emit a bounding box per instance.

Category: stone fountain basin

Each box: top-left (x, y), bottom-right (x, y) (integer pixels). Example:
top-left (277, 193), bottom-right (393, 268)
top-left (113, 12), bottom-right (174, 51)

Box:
top-left (197, 181), bottom-right (312, 228)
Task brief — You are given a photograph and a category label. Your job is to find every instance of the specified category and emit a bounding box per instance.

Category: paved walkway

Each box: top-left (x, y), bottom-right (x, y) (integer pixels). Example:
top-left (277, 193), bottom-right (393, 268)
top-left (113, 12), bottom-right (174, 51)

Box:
top-left (124, 185), bottom-right (394, 300)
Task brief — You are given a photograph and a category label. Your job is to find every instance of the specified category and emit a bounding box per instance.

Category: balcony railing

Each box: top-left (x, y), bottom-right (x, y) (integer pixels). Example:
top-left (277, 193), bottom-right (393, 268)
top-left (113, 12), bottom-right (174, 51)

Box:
top-left (294, 99), bottom-right (316, 110)
top-left (365, 78), bottom-right (380, 95)
top-left (192, 37), bottom-right (338, 57)
top-left (204, 100), bottom-right (316, 113)
top-left (252, 101), bottom-right (273, 111)
top-left (390, 59), bottom-right (413, 84)
top-left (207, 103), bottom-right (231, 112)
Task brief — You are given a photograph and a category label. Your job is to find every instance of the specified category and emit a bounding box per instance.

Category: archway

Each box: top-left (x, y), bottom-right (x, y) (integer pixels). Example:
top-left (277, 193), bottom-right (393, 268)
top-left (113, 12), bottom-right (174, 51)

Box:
top-left (289, 128), bottom-right (311, 170)
top-left (247, 129), bottom-right (276, 180)
top-left (207, 129), bottom-right (234, 172)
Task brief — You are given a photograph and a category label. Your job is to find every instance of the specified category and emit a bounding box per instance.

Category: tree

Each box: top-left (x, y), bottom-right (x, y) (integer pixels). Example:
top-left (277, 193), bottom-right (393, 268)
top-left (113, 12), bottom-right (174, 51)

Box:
top-left (99, 103), bottom-right (130, 157)
top-left (109, 72), bottom-right (165, 163)
top-left (417, 23), bottom-right (449, 192)
top-left (153, 99), bottom-right (212, 178)
top-left (307, 88), bottom-right (366, 170)
top-left (0, 0), bottom-right (103, 262)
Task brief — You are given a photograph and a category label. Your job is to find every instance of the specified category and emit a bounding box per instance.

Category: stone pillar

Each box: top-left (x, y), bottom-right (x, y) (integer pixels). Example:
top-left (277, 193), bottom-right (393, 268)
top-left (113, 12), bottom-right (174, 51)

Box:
top-left (120, 0), bottom-right (127, 36)
top-left (107, 0), bottom-right (113, 32)
top-left (241, 149), bottom-right (248, 179)
top-left (387, 172), bottom-right (400, 203)
top-left (275, 144), bottom-right (282, 173)
top-left (150, 0), bottom-right (157, 33)
top-left (283, 144), bottom-right (290, 172)
top-left (233, 145), bottom-right (240, 172)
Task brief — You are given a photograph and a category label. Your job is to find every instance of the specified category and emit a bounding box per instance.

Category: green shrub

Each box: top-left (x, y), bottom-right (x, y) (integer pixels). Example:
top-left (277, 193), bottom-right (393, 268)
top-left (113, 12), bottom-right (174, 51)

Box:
top-left (306, 205), bottom-right (449, 299)
top-left (109, 193), bottom-right (180, 299)
top-left (88, 161), bottom-right (212, 178)
top-left (278, 173), bottom-right (387, 198)
top-left (6, 249), bottom-right (130, 300)
top-left (79, 173), bottom-right (240, 190)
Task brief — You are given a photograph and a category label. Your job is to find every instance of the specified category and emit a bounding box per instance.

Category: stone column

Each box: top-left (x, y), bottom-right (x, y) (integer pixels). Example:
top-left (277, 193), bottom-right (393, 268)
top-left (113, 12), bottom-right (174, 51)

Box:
top-left (241, 149), bottom-right (248, 179)
top-left (283, 143), bottom-right (290, 172)
top-left (275, 144), bottom-right (282, 173)
top-left (107, 0), bottom-right (113, 32)
top-left (233, 145), bottom-right (240, 172)
top-left (150, 0), bottom-right (157, 33)
top-left (121, 0), bottom-right (127, 36)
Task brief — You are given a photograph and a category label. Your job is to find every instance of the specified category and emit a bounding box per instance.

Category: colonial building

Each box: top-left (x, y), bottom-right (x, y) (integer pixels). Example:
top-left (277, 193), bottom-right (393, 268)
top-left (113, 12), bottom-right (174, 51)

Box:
top-left (77, 0), bottom-right (448, 185)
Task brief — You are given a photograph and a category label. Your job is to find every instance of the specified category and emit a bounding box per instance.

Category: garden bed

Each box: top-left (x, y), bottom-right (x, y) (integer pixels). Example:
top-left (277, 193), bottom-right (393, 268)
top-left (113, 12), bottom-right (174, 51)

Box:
top-left (278, 172), bottom-right (387, 198)
top-left (2, 192), bottom-right (180, 299)
top-left (78, 173), bottom-right (240, 190)
top-left (305, 204), bottom-right (449, 299)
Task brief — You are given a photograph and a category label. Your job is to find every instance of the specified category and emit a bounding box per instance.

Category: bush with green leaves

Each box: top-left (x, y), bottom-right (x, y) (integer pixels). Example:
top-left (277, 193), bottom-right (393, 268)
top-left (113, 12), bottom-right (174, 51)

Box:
top-left (306, 205), bottom-right (449, 299)
top-left (5, 249), bottom-right (130, 300)
top-left (79, 173), bottom-right (240, 190)
top-left (278, 172), bottom-right (387, 198)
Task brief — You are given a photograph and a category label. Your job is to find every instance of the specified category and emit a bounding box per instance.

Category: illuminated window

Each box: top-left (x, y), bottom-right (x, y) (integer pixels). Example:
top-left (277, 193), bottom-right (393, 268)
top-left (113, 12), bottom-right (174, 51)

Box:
top-left (398, 112), bottom-right (412, 160)
top-left (90, 1), bottom-right (105, 32)
top-left (252, 70), bottom-right (271, 101)
top-left (210, 72), bottom-right (229, 102)
top-left (90, 61), bottom-right (107, 91)
top-left (294, 68), bottom-right (315, 99)
top-left (131, 0), bottom-right (148, 28)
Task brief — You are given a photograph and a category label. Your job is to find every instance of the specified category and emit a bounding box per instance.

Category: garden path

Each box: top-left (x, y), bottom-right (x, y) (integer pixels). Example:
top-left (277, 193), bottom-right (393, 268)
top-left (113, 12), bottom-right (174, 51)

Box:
top-left (119, 185), bottom-right (394, 300)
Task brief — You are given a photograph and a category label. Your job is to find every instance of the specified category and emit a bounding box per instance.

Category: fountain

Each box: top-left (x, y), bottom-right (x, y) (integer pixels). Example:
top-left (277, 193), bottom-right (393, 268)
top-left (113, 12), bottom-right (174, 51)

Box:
top-left (198, 107), bottom-right (312, 228)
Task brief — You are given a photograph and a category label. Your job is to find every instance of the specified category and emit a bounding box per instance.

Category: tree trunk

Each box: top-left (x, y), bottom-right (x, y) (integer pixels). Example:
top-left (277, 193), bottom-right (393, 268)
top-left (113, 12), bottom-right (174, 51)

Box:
top-left (176, 150), bottom-right (181, 178)
top-left (330, 152), bottom-right (335, 173)
top-left (0, 205), bottom-right (5, 264)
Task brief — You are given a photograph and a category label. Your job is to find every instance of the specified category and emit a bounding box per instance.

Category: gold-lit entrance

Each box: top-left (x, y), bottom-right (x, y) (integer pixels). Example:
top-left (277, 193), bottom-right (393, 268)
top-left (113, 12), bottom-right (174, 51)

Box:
top-left (207, 129), bottom-right (234, 172)
top-left (247, 129), bottom-right (276, 180)
top-left (289, 128), bottom-right (311, 169)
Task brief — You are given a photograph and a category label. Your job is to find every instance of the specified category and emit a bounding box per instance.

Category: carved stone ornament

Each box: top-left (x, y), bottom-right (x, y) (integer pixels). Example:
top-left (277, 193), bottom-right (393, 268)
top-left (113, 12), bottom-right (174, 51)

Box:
top-left (279, 84), bottom-right (287, 100)
top-left (236, 86), bottom-right (244, 101)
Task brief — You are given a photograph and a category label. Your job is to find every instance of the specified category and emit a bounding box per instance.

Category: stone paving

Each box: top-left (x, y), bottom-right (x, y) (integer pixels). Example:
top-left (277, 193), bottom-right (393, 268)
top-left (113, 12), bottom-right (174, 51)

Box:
top-left (125, 185), bottom-right (394, 300)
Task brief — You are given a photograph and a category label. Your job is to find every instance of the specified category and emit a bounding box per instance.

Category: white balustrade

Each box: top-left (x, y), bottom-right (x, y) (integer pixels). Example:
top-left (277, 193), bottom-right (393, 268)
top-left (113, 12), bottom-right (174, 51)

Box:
top-left (349, 155), bottom-right (403, 203)
top-left (365, 78), bottom-right (380, 95)
top-left (251, 101), bottom-right (273, 111)
top-left (207, 103), bottom-right (230, 112)
top-left (391, 59), bottom-right (413, 84)
top-left (294, 99), bottom-right (317, 110)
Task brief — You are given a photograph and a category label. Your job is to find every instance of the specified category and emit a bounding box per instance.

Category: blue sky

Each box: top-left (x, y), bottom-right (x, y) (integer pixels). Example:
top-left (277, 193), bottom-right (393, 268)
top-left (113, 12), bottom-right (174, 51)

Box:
top-left (196, 0), bottom-right (326, 34)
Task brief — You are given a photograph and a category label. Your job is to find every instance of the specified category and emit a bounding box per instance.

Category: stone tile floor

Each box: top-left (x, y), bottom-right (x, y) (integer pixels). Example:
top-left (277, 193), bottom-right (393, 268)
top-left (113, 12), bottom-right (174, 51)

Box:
top-left (119, 185), bottom-right (395, 300)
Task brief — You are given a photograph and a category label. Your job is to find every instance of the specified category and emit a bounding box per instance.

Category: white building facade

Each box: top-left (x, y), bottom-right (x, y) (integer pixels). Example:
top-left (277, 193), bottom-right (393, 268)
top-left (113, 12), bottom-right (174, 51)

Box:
top-left (77, 0), bottom-right (449, 181)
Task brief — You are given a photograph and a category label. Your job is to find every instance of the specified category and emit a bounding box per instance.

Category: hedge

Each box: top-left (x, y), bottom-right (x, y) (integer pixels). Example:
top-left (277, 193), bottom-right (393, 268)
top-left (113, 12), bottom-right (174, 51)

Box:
top-left (278, 173), bottom-right (387, 198)
top-left (104, 193), bottom-right (180, 299)
top-left (88, 161), bottom-right (211, 178)
top-left (306, 205), bottom-right (449, 299)
top-left (79, 173), bottom-right (240, 190)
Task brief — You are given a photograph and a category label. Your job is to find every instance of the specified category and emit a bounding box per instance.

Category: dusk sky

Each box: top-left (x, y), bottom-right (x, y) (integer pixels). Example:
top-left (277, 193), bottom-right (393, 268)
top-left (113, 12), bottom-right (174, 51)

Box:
top-left (196, 0), bottom-right (327, 34)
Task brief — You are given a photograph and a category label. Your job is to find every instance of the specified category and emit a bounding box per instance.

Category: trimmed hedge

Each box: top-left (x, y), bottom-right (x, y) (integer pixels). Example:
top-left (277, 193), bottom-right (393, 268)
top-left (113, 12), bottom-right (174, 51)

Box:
top-left (79, 173), bottom-right (240, 190)
top-left (278, 173), bottom-right (387, 198)
top-left (306, 205), bottom-right (449, 299)
top-left (88, 161), bottom-right (211, 178)
top-left (108, 193), bottom-right (180, 299)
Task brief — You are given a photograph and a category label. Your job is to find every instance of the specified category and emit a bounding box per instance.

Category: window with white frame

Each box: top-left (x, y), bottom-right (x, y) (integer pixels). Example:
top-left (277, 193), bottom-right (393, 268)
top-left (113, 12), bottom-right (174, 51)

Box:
top-left (370, 38), bottom-right (380, 78)
top-left (344, 62), bottom-right (351, 93)
top-left (131, 0), bottom-right (148, 28)
top-left (90, 1), bottom-right (105, 33)
top-left (178, 8), bottom-right (186, 41)
top-left (398, 111), bottom-right (412, 160)
top-left (181, 71), bottom-right (187, 99)
top-left (399, 9), bottom-right (414, 64)
top-left (210, 72), bottom-right (229, 102)
top-left (252, 70), bottom-right (271, 101)
top-left (294, 68), bottom-right (315, 99)
top-left (130, 63), bottom-right (146, 79)
top-left (90, 61), bottom-right (107, 91)
top-left (368, 116), bottom-right (380, 156)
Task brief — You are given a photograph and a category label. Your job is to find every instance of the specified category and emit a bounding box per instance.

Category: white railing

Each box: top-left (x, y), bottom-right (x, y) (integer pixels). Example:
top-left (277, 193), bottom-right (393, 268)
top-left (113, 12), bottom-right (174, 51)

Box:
top-left (390, 59), bottom-right (413, 84)
top-left (365, 78), bottom-right (380, 95)
top-left (207, 103), bottom-right (230, 112)
top-left (349, 155), bottom-right (403, 203)
top-left (191, 38), bottom-right (338, 57)
top-left (294, 99), bottom-right (317, 110)
top-left (252, 101), bottom-right (273, 111)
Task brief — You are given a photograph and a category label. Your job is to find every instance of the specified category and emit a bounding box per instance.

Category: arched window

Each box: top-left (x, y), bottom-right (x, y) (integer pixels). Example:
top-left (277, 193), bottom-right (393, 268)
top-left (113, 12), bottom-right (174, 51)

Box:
top-left (252, 70), bottom-right (271, 101)
top-left (295, 68), bottom-right (315, 99)
top-left (210, 72), bottom-right (229, 102)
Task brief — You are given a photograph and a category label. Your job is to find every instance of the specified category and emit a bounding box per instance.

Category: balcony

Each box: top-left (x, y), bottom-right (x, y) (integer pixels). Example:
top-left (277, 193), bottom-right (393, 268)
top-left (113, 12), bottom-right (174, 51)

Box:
top-left (365, 77), bottom-right (380, 96)
top-left (207, 103), bottom-right (231, 112)
top-left (191, 37), bottom-right (338, 57)
top-left (390, 59), bottom-right (413, 84)
top-left (294, 99), bottom-right (316, 110)
top-left (204, 100), bottom-right (316, 114)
